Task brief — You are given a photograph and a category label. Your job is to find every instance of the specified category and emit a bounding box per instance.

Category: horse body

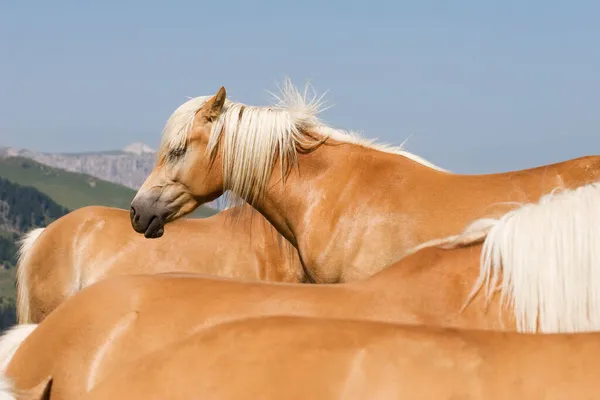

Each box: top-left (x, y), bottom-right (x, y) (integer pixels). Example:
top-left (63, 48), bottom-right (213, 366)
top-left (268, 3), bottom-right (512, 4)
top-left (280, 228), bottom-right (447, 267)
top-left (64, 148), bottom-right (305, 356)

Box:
top-left (274, 144), bottom-right (600, 282)
top-left (8, 177), bottom-right (600, 397)
top-left (3, 299), bottom-right (599, 399)
top-left (129, 81), bottom-right (600, 283)
top-left (3, 242), bottom-right (513, 400)
top-left (80, 316), bottom-right (600, 400)
top-left (16, 204), bottom-right (304, 324)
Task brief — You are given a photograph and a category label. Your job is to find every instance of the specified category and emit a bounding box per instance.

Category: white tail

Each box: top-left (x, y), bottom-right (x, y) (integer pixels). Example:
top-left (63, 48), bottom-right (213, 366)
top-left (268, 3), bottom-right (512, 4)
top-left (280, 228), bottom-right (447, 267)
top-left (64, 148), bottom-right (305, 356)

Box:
top-left (0, 324), bottom-right (38, 373)
top-left (0, 374), bottom-right (16, 400)
top-left (404, 218), bottom-right (497, 258)
top-left (466, 182), bottom-right (600, 333)
top-left (0, 324), bottom-right (40, 400)
top-left (16, 229), bottom-right (45, 324)
top-left (0, 375), bottom-right (51, 400)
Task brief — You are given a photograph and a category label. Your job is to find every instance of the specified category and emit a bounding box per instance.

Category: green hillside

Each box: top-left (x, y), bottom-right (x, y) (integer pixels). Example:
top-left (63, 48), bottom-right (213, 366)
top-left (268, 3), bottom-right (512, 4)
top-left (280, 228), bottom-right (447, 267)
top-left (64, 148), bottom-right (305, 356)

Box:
top-left (0, 176), bottom-right (70, 268)
top-left (0, 176), bottom-right (70, 233)
top-left (0, 157), bottom-right (218, 218)
top-left (0, 178), bottom-right (72, 331)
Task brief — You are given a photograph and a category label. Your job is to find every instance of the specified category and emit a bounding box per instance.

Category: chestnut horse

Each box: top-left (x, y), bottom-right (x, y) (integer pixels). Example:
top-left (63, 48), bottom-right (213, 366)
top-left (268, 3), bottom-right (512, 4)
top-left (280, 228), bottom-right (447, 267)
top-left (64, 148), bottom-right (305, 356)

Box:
top-left (4, 181), bottom-right (600, 398)
top-left (76, 316), bottom-right (600, 399)
top-left (15, 204), bottom-right (303, 324)
top-left (129, 79), bottom-right (600, 284)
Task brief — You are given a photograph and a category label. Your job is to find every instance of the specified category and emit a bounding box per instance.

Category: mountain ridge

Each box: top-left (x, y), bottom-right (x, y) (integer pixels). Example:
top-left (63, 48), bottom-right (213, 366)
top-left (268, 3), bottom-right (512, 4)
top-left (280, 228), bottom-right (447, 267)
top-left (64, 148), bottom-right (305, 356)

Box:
top-left (0, 144), bottom-right (156, 191)
top-left (0, 156), bottom-right (218, 218)
top-left (0, 143), bottom-right (222, 210)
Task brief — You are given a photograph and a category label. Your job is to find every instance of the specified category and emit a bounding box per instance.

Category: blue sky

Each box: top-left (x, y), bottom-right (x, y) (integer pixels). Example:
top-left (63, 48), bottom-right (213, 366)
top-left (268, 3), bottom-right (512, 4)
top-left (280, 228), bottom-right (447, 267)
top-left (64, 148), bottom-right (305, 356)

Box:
top-left (1, 0), bottom-right (599, 173)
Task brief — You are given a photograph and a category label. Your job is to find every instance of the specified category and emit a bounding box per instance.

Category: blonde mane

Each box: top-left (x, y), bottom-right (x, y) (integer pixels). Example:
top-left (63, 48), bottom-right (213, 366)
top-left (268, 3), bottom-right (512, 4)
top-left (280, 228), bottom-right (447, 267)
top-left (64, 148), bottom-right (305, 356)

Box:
top-left (159, 79), bottom-right (448, 207)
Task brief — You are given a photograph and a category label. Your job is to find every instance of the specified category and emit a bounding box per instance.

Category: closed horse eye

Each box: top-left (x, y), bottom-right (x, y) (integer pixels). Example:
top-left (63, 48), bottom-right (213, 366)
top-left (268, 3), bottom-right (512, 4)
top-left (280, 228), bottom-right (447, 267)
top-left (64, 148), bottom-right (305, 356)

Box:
top-left (169, 148), bottom-right (186, 160)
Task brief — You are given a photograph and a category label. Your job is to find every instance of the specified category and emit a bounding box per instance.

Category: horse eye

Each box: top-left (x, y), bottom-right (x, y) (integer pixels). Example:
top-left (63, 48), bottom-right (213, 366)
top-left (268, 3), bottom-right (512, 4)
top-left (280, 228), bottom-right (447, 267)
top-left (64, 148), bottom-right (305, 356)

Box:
top-left (169, 147), bottom-right (186, 160)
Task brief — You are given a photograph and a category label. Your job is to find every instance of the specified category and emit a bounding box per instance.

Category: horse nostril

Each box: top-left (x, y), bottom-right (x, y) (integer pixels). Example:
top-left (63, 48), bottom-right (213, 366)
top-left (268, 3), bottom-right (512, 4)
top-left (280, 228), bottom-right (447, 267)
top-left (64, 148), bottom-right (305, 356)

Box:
top-left (130, 206), bottom-right (137, 221)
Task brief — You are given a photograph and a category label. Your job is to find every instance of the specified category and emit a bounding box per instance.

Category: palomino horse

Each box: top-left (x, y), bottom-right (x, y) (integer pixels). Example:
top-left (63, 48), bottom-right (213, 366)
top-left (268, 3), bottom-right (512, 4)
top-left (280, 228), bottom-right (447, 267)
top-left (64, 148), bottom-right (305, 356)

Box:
top-left (3, 182), bottom-right (600, 399)
top-left (129, 79), bottom-right (600, 283)
top-left (74, 316), bottom-right (600, 399)
top-left (6, 319), bottom-right (600, 400)
top-left (15, 203), bottom-right (303, 324)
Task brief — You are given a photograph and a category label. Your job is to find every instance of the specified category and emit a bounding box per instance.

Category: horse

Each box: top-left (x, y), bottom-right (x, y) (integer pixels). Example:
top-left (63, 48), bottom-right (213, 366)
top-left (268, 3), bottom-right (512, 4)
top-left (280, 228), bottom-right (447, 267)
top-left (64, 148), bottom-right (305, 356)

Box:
top-left (0, 248), bottom-right (499, 400)
top-left (15, 204), bottom-right (304, 324)
top-left (4, 181), bottom-right (600, 398)
top-left (6, 315), bottom-right (600, 399)
top-left (75, 316), bottom-right (600, 400)
top-left (129, 79), bottom-right (600, 283)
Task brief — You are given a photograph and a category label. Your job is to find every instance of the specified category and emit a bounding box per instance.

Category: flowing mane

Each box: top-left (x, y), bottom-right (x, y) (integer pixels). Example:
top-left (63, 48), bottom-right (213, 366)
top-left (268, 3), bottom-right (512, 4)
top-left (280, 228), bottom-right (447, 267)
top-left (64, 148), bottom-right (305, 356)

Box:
top-left (159, 79), bottom-right (447, 207)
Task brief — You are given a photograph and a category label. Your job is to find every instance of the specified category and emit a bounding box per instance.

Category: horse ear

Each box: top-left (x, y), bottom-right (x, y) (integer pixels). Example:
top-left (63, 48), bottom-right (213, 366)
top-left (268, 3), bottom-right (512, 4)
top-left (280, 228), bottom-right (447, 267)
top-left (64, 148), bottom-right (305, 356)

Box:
top-left (205, 86), bottom-right (227, 120)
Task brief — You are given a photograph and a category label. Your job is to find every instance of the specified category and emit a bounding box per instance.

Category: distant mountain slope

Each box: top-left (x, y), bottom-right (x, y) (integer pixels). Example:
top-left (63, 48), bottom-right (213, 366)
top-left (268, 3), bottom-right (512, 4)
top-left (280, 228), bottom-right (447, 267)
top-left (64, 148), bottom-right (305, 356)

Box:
top-left (0, 156), bottom-right (217, 218)
top-left (0, 179), bottom-right (71, 331)
top-left (0, 156), bottom-right (137, 211)
top-left (0, 177), bottom-right (69, 269)
top-left (0, 143), bottom-right (221, 210)
top-left (0, 176), bottom-right (69, 235)
top-left (1, 145), bottom-right (156, 191)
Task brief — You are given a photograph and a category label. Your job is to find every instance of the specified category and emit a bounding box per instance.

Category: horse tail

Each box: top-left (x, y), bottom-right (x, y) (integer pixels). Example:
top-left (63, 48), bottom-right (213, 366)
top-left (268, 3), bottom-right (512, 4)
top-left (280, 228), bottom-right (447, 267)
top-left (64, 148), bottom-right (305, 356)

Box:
top-left (0, 324), bottom-right (49, 400)
top-left (0, 324), bottom-right (37, 373)
top-left (0, 374), bottom-right (17, 400)
top-left (16, 229), bottom-right (46, 324)
top-left (404, 217), bottom-right (497, 257)
top-left (0, 375), bottom-right (51, 400)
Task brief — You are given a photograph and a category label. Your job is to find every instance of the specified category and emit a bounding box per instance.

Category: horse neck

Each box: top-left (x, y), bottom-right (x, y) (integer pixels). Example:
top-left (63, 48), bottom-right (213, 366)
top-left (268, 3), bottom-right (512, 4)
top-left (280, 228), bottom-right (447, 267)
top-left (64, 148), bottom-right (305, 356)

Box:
top-left (212, 202), bottom-right (303, 279)
top-left (250, 139), bottom-right (441, 281)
